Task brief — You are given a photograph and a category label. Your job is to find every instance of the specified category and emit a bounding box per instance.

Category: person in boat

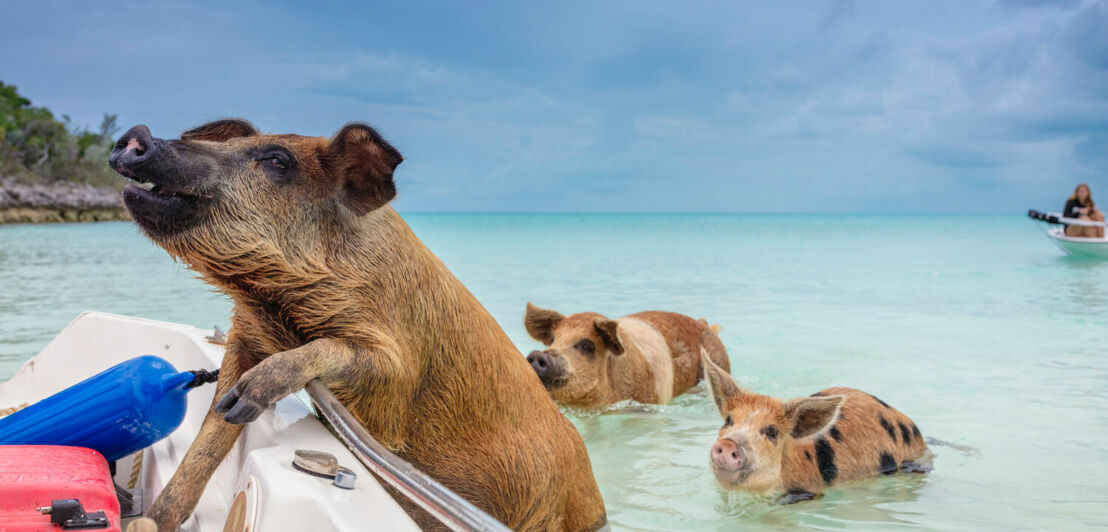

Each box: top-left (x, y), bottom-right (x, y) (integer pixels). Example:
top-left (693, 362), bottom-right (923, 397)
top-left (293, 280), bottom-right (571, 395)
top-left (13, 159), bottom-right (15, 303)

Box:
top-left (1064, 183), bottom-right (1105, 238)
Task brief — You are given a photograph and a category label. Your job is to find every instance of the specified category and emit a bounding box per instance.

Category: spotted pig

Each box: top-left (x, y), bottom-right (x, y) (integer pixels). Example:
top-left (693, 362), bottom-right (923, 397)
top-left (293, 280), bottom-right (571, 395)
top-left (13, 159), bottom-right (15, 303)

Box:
top-left (524, 303), bottom-right (731, 408)
top-left (701, 351), bottom-right (930, 501)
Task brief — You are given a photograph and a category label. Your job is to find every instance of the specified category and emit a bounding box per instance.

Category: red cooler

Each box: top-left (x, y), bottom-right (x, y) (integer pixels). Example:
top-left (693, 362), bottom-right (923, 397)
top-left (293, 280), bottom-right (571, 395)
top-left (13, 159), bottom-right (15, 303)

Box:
top-left (0, 445), bottom-right (121, 531)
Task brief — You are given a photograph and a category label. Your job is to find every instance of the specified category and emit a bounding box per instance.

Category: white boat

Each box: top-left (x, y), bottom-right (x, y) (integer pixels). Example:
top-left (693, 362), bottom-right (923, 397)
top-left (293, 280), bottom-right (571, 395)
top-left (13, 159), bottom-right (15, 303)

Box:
top-left (0, 312), bottom-right (509, 532)
top-left (1028, 210), bottom-right (1108, 258)
top-left (1044, 227), bottom-right (1108, 258)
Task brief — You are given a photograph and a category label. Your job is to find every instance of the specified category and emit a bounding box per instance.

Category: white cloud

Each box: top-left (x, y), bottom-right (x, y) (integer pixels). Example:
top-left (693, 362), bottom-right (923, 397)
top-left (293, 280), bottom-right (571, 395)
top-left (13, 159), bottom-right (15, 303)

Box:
top-left (3, 0), bottom-right (1107, 212)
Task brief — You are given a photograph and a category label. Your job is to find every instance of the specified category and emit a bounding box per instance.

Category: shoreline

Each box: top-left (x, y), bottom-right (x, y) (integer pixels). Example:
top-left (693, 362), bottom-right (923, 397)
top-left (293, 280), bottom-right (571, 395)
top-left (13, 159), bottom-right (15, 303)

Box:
top-left (1, 177), bottom-right (127, 225)
top-left (0, 206), bottom-right (129, 224)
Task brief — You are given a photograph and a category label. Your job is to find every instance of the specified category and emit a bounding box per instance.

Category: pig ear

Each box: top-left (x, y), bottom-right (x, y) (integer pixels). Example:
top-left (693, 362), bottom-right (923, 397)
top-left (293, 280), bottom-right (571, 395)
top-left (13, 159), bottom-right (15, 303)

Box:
top-left (524, 303), bottom-right (563, 345)
top-left (783, 395), bottom-right (843, 440)
top-left (593, 318), bottom-right (624, 355)
top-left (327, 123), bottom-right (403, 216)
top-left (701, 348), bottom-right (740, 416)
top-left (181, 119), bottom-right (258, 142)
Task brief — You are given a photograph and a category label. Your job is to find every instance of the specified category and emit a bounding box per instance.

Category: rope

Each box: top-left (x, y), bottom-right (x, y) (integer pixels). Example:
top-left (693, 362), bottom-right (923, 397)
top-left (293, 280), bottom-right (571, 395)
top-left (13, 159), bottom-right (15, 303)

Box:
top-left (127, 449), bottom-right (144, 490)
top-left (185, 368), bottom-right (220, 389)
top-left (0, 403), bottom-right (28, 417)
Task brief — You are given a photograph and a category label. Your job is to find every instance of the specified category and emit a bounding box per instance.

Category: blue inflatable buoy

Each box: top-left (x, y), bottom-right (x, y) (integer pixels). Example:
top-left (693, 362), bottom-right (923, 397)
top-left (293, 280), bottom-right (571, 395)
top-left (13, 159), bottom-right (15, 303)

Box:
top-left (0, 355), bottom-right (217, 462)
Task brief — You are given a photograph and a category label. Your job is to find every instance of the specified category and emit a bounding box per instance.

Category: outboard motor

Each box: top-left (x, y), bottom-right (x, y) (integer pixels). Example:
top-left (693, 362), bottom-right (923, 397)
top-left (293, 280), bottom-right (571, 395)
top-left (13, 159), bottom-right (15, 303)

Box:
top-left (1028, 209), bottom-right (1062, 225)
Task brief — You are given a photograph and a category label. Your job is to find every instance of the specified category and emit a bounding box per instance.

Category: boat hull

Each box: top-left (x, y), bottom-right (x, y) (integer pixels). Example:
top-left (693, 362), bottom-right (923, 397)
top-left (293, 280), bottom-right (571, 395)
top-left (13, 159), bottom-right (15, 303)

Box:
top-left (1046, 228), bottom-right (1108, 258)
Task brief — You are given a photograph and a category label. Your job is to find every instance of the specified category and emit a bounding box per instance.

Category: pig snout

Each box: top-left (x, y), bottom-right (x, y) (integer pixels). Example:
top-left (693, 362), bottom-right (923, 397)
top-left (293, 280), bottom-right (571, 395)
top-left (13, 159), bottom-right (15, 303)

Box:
top-left (109, 124), bottom-right (156, 176)
top-left (711, 438), bottom-right (745, 472)
top-left (527, 350), bottom-right (566, 389)
top-left (528, 350), bottom-right (554, 377)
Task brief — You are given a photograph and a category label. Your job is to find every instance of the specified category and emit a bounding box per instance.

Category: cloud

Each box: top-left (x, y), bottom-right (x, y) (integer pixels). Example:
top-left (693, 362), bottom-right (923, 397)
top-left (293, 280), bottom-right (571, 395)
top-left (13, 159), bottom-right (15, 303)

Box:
top-left (2, 0), bottom-right (1107, 213)
top-left (997, 0), bottom-right (1080, 9)
top-left (1065, 1), bottom-right (1108, 69)
top-left (1075, 134), bottom-right (1108, 167)
top-left (820, 0), bottom-right (857, 30)
top-left (907, 145), bottom-right (1004, 169)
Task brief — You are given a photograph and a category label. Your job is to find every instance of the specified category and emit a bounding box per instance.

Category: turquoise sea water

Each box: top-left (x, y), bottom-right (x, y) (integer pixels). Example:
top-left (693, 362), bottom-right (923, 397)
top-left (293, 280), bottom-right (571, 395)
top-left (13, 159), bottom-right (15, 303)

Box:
top-left (1, 214), bottom-right (1107, 530)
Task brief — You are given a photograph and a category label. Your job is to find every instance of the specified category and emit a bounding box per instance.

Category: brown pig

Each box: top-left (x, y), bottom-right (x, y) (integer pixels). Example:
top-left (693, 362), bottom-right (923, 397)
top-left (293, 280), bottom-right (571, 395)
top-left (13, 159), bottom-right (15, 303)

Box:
top-left (524, 303), bottom-right (731, 408)
top-left (700, 351), bottom-right (930, 502)
top-left (108, 120), bottom-right (606, 531)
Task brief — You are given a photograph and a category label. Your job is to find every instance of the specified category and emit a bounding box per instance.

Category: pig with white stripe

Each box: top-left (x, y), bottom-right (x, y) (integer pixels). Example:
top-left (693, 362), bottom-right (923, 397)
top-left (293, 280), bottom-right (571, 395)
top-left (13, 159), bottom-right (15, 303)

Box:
top-left (701, 351), bottom-right (931, 502)
top-left (524, 303), bottom-right (731, 408)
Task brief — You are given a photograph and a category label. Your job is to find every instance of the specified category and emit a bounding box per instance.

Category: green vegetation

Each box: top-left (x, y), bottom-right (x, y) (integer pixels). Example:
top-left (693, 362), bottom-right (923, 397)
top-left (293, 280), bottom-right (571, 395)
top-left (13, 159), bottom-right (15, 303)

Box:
top-left (0, 81), bottom-right (121, 187)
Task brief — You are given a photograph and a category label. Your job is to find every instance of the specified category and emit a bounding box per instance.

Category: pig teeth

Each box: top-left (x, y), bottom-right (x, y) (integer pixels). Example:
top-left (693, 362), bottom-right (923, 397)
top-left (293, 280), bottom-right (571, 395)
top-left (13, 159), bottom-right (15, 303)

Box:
top-left (140, 182), bottom-right (207, 200)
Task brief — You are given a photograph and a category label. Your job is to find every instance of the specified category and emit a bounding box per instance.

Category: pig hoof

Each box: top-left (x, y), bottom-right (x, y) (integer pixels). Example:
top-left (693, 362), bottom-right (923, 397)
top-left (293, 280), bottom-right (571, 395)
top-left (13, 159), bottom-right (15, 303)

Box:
top-left (777, 490), bottom-right (820, 505)
top-left (125, 517), bottom-right (158, 532)
top-left (214, 387), bottom-right (264, 424)
top-left (898, 460), bottom-right (932, 474)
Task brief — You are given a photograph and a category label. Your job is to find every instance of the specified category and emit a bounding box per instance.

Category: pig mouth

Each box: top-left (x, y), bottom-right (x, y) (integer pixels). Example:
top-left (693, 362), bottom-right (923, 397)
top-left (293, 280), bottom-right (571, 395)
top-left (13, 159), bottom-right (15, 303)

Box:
top-left (712, 466), bottom-right (752, 489)
top-left (108, 125), bottom-right (216, 237)
top-left (539, 374), bottom-right (570, 391)
top-left (120, 177), bottom-right (212, 237)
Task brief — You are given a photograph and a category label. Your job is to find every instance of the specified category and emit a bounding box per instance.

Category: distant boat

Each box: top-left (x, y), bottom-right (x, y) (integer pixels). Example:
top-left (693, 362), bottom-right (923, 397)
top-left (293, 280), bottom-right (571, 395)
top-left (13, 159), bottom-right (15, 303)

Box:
top-left (1027, 209), bottom-right (1108, 258)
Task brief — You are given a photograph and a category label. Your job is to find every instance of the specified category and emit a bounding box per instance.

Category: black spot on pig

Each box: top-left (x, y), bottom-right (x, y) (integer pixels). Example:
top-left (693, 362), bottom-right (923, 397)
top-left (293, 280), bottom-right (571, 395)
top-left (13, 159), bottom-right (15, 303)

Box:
top-left (814, 437), bottom-right (837, 485)
top-left (911, 423), bottom-right (922, 440)
top-left (879, 452), bottom-right (897, 475)
top-left (899, 422), bottom-right (912, 444)
top-left (805, 450), bottom-right (813, 463)
top-left (869, 394), bottom-right (890, 408)
top-left (829, 425), bottom-right (842, 441)
top-left (879, 416), bottom-right (897, 443)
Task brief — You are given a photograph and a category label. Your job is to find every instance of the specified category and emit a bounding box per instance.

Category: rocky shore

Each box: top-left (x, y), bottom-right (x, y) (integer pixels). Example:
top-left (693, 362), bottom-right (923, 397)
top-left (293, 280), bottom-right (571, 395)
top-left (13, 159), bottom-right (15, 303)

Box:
top-left (0, 177), bottom-right (128, 224)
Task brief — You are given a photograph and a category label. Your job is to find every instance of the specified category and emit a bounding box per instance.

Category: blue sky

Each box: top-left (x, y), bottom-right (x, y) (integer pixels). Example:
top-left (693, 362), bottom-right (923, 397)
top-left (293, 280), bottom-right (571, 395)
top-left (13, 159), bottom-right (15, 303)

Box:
top-left (2, 0), bottom-right (1106, 213)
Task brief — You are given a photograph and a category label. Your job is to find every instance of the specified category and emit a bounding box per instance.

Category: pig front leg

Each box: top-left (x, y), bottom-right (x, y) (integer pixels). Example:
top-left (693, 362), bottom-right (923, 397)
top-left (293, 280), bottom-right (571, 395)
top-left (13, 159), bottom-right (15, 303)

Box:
top-left (146, 341), bottom-right (248, 531)
top-left (149, 336), bottom-right (413, 530)
top-left (214, 337), bottom-right (415, 449)
top-left (214, 338), bottom-right (369, 423)
top-left (776, 490), bottom-right (821, 505)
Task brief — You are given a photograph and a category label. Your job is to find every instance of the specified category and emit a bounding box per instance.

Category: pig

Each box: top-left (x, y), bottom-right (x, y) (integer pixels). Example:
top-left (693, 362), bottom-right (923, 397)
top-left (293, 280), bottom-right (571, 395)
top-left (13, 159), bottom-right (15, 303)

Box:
top-left (524, 303), bottom-right (731, 408)
top-left (700, 351), bottom-right (930, 502)
top-left (108, 120), bottom-right (607, 531)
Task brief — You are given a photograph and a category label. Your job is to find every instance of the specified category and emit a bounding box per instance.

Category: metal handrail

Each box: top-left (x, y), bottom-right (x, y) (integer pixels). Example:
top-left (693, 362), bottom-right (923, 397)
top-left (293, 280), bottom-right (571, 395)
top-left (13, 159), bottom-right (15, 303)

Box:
top-left (305, 379), bottom-right (513, 532)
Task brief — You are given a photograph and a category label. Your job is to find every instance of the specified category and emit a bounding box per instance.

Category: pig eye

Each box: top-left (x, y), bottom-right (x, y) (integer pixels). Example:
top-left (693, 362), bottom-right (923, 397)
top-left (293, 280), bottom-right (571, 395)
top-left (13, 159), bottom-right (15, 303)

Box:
top-left (255, 148), bottom-right (293, 175)
top-left (574, 339), bottom-right (595, 357)
top-left (723, 415), bottom-right (733, 428)
top-left (761, 425), bottom-right (779, 443)
top-left (265, 156), bottom-right (288, 170)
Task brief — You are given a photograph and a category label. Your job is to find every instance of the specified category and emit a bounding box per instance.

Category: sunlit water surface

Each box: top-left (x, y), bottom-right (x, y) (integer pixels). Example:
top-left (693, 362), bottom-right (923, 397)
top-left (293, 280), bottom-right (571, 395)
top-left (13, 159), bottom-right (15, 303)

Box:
top-left (1, 215), bottom-right (1106, 530)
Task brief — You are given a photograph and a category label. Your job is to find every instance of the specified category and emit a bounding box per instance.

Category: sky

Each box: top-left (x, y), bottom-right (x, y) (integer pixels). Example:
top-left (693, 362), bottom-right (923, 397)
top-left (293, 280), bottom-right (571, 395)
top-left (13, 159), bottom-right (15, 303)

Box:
top-left (2, 0), bottom-right (1106, 213)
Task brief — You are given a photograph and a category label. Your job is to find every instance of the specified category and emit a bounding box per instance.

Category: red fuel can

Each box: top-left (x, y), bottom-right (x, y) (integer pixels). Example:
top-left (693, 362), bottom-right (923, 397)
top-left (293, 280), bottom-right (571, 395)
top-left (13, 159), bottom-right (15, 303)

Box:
top-left (0, 445), bottom-right (121, 531)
